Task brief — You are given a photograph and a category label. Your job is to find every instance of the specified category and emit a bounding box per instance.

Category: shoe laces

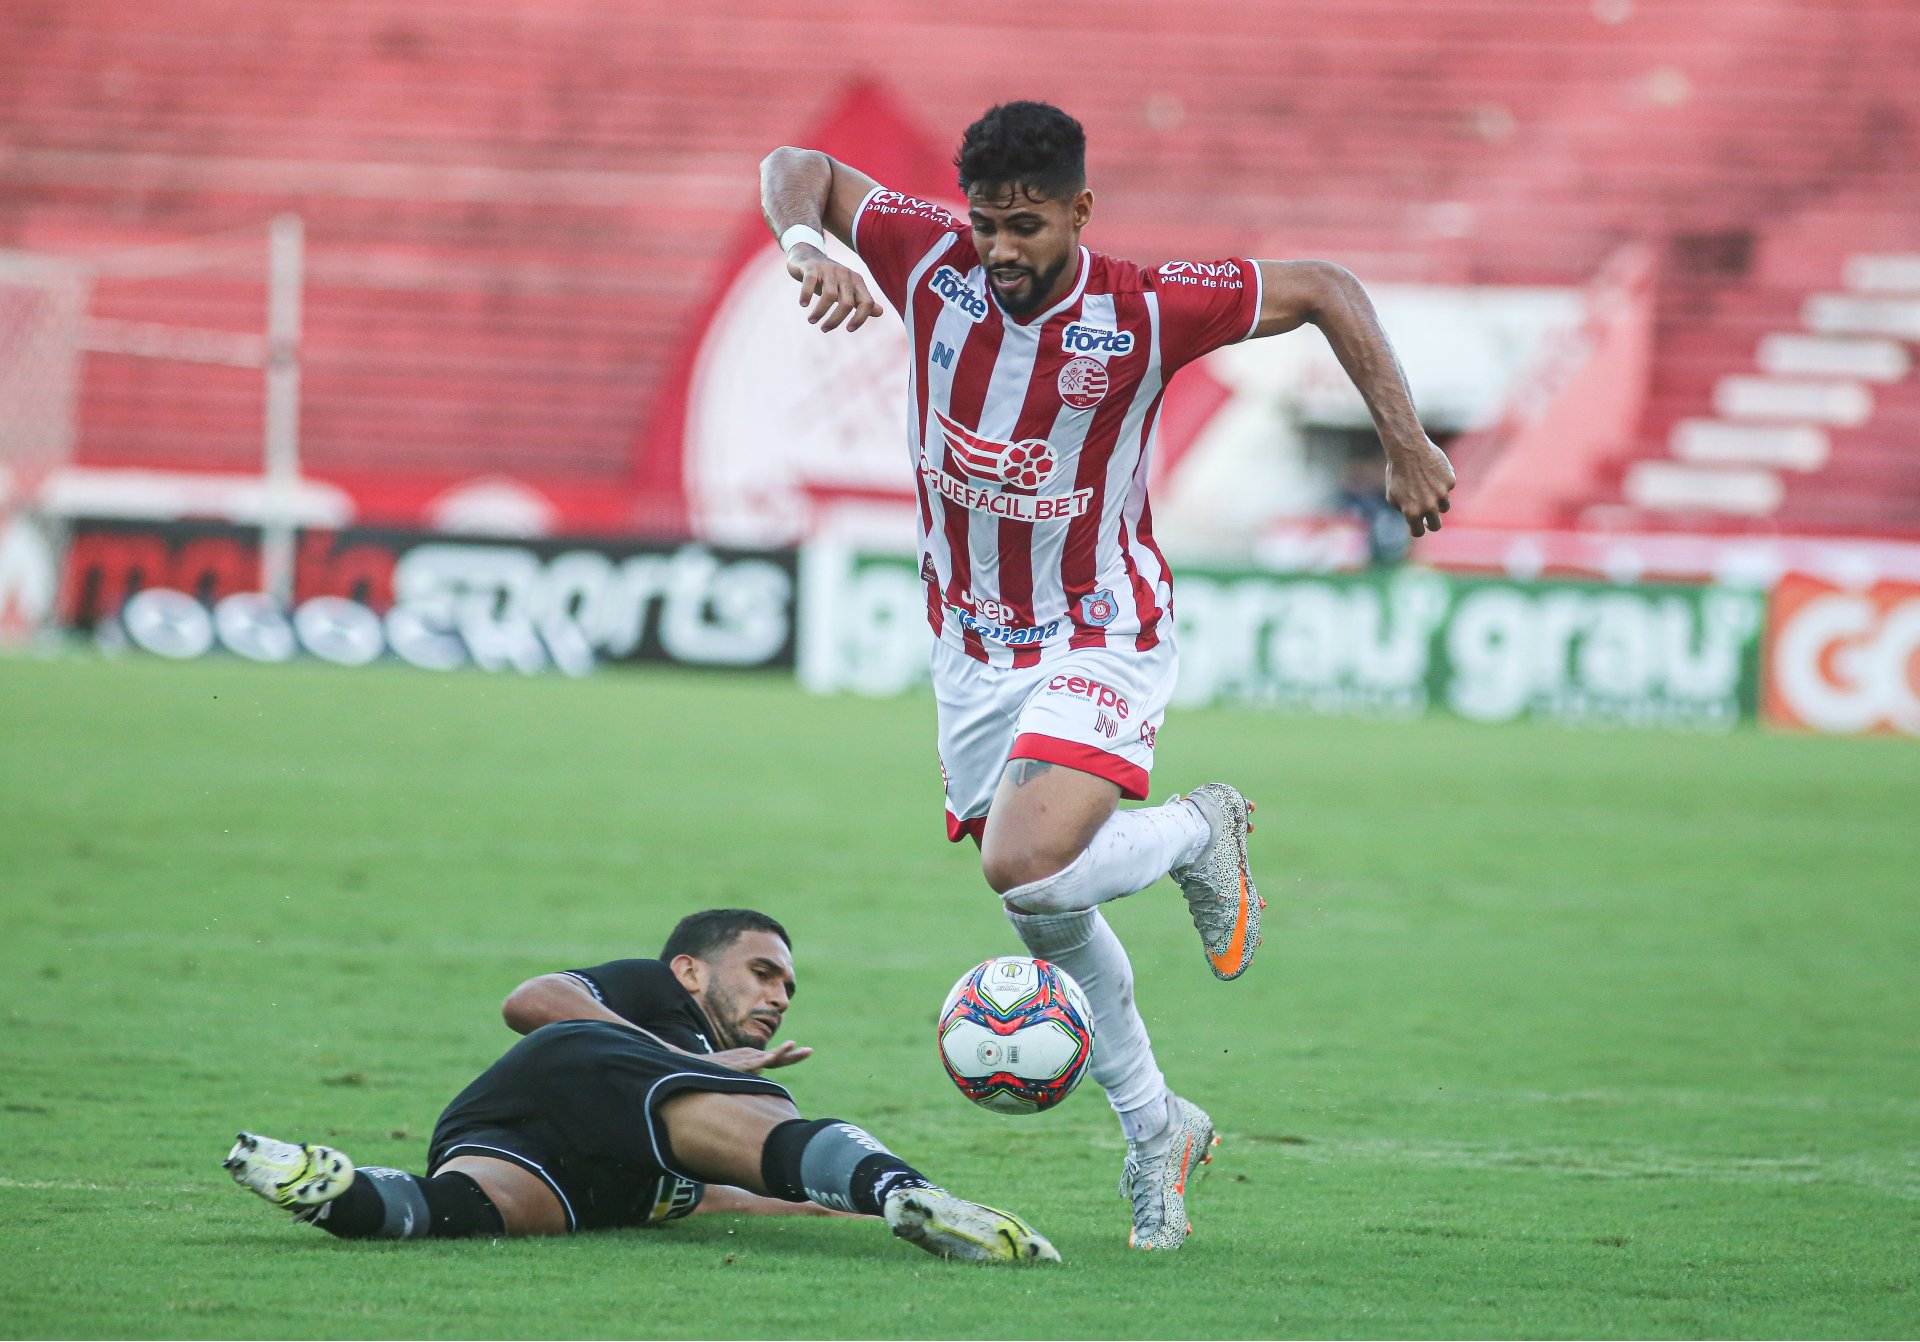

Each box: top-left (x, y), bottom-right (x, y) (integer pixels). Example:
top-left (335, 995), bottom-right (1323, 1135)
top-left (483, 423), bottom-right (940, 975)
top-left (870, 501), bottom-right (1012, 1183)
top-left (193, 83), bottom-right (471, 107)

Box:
top-left (1121, 1139), bottom-right (1173, 1231)
top-left (1180, 876), bottom-right (1235, 943)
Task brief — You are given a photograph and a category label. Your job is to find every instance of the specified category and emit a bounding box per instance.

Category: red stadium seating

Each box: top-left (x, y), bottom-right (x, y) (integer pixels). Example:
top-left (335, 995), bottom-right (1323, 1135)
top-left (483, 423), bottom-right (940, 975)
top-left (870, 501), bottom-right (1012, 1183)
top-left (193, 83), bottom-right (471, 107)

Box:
top-left (1, 0), bottom-right (1915, 532)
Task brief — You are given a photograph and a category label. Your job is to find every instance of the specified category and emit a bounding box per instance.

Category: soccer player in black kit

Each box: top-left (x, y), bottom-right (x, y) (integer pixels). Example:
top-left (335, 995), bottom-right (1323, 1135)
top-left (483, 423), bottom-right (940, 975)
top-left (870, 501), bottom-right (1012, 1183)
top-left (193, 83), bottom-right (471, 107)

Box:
top-left (224, 909), bottom-right (1057, 1263)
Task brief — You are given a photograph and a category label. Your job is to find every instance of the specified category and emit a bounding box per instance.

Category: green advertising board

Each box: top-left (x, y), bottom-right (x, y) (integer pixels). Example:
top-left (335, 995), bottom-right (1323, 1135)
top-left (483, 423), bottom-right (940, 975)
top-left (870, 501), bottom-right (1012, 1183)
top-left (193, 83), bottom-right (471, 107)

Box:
top-left (797, 548), bottom-right (1764, 731)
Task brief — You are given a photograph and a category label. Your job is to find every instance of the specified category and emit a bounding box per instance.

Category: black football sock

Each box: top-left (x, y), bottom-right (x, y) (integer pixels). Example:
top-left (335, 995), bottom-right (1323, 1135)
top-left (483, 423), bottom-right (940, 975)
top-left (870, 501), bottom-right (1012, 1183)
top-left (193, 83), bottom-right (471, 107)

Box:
top-left (311, 1167), bottom-right (504, 1239)
top-left (760, 1118), bottom-right (939, 1217)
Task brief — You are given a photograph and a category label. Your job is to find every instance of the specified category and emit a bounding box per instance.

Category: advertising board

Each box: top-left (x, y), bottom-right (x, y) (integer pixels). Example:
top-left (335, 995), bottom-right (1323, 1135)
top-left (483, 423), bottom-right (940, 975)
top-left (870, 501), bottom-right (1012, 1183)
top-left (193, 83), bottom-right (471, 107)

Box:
top-left (1763, 574), bottom-right (1920, 736)
top-left (58, 520), bottom-right (797, 674)
top-left (798, 549), bottom-right (1764, 731)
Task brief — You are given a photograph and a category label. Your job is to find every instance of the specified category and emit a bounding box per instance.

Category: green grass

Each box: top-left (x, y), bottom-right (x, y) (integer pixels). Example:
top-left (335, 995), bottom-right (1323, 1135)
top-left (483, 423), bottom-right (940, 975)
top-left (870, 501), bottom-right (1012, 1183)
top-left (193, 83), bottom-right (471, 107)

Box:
top-left (1, 653), bottom-right (1916, 1339)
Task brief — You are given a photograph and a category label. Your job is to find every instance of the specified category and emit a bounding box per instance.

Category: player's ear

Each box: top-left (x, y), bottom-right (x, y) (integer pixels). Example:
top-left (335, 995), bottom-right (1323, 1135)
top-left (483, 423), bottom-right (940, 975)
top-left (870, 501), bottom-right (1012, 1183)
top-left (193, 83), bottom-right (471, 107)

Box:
top-left (1071, 188), bottom-right (1093, 230)
top-left (669, 953), bottom-right (707, 996)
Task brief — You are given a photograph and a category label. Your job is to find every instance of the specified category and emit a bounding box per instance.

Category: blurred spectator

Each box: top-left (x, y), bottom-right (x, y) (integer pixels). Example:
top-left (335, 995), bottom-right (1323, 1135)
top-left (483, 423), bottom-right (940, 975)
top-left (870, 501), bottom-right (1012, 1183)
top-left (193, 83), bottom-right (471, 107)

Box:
top-left (1336, 453), bottom-right (1412, 567)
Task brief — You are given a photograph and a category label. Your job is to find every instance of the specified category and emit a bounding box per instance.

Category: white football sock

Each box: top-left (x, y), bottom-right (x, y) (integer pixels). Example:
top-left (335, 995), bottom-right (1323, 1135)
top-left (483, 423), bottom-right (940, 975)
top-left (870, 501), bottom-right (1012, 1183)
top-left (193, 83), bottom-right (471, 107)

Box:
top-left (1004, 906), bottom-right (1170, 1121)
top-left (1117, 1092), bottom-right (1177, 1147)
top-left (1000, 800), bottom-right (1209, 915)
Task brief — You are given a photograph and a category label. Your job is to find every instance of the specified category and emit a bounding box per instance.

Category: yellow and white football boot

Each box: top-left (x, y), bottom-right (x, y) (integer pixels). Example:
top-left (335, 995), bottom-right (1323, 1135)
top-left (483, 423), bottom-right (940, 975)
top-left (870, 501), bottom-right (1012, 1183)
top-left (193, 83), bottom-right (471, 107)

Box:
top-left (224, 1132), bottom-right (355, 1216)
top-left (884, 1187), bottom-right (1060, 1263)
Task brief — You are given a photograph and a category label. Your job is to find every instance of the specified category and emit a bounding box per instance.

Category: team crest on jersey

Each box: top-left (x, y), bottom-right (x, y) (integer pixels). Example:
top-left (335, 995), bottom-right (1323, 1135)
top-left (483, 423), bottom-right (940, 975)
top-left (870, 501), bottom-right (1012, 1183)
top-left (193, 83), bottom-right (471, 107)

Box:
top-left (1058, 356), bottom-right (1109, 409)
top-left (927, 265), bottom-right (988, 323)
top-left (920, 554), bottom-right (939, 584)
top-left (1060, 322), bottom-right (1134, 358)
top-left (1080, 588), bottom-right (1119, 626)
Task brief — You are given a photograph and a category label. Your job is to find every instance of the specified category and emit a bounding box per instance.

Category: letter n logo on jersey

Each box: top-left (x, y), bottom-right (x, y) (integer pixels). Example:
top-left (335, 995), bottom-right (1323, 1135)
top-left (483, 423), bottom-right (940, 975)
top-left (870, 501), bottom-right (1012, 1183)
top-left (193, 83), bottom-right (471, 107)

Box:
top-left (933, 409), bottom-right (1058, 490)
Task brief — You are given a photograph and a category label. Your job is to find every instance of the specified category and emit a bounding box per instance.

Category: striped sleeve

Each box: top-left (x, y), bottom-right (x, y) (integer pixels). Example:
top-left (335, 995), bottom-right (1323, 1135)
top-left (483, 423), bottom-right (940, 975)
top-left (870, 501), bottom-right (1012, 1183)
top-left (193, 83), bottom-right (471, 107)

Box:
top-left (1151, 258), bottom-right (1261, 372)
top-left (852, 188), bottom-right (966, 312)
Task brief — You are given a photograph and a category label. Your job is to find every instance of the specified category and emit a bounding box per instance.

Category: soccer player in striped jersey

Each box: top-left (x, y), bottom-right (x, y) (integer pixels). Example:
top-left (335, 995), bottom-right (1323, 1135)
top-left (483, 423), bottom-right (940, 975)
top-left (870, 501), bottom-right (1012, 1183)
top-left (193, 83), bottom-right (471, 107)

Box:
top-left (760, 101), bottom-right (1455, 1251)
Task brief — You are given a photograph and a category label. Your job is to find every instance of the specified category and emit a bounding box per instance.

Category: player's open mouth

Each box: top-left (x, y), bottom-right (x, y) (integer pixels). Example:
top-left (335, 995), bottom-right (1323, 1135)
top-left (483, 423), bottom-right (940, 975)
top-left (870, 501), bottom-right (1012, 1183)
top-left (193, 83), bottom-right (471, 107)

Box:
top-left (991, 270), bottom-right (1031, 292)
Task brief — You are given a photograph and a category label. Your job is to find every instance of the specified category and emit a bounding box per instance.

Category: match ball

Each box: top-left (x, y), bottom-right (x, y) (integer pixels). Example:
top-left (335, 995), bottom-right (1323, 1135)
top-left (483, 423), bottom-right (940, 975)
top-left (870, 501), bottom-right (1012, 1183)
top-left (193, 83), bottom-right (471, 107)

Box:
top-left (937, 956), bottom-right (1095, 1114)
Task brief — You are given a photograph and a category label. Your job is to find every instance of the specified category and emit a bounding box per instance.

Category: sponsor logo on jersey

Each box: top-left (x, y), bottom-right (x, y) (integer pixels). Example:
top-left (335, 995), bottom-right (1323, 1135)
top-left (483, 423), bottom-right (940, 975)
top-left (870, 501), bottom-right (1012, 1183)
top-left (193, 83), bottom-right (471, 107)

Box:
top-left (1158, 260), bottom-right (1243, 280)
top-left (928, 265), bottom-right (988, 322)
top-left (1138, 722), bottom-right (1158, 749)
top-left (933, 408), bottom-right (1059, 489)
top-left (1157, 259), bottom-right (1245, 290)
top-left (868, 190), bottom-right (957, 227)
top-left (922, 465), bottom-right (1094, 523)
top-left (1046, 672), bottom-right (1130, 719)
top-left (1057, 356), bottom-right (1109, 409)
top-left (945, 603), bottom-right (1063, 646)
top-left (1094, 709), bottom-right (1120, 739)
top-left (1060, 322), bottom-right (1135, 357)
top-left (960, 590), bottom-right (1019, 626)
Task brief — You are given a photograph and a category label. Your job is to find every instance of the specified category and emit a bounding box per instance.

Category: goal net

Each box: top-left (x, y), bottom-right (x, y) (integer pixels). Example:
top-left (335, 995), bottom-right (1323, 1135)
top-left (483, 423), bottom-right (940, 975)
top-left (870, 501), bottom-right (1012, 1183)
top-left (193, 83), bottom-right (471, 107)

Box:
top-left (0, 217), bottom-right (303, 640)
top-left (0, 252), bottom-right (89, 511)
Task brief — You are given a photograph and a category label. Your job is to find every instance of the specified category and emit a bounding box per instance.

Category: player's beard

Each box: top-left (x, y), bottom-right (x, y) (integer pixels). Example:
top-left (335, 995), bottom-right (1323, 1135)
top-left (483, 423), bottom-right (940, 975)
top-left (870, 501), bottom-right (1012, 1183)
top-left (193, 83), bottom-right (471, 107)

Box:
top-left (700, 982), bottom-right (775, 1050)
top-left (993, 253), bottom-right (1072, 317)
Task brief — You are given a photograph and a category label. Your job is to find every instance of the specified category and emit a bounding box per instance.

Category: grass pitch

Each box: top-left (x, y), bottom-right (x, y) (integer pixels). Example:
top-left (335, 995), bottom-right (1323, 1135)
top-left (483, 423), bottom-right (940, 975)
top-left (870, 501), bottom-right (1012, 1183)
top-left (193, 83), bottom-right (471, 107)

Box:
top-left (1, 654), bottom-right (1916, 1339)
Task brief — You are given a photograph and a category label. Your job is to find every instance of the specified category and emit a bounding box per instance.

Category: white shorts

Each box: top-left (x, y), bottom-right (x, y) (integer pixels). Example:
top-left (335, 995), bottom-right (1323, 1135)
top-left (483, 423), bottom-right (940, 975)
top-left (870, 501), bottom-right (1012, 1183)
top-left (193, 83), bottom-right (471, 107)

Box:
top-left (933, 636), bottom-right (1180, 842)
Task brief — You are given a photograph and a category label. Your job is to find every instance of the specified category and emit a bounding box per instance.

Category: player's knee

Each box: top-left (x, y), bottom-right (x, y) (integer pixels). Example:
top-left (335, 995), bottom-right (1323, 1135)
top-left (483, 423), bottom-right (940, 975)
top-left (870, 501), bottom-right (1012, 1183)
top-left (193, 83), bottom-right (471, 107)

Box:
top-left (981, 843), bottom-right (1075, 898)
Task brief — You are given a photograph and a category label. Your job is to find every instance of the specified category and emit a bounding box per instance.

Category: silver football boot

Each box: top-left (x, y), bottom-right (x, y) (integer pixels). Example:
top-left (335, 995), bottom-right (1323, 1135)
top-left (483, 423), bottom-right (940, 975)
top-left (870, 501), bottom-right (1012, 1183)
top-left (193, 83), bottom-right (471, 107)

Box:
top-left (1121, 1095), bottom-right (1218, 1251)
top-left (1168, 783), bottom-right (1263, 980)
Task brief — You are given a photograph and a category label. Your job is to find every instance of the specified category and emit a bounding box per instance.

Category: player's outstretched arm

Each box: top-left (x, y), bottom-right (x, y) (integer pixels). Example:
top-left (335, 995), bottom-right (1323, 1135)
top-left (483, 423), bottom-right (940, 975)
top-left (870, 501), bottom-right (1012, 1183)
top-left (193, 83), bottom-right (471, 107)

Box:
top-left (759, 146), bottom-right (885, 332)
top-left (501, 973), bottom-right (638, 1035)
top-left (1251, 259), bottom-right (1456, 536)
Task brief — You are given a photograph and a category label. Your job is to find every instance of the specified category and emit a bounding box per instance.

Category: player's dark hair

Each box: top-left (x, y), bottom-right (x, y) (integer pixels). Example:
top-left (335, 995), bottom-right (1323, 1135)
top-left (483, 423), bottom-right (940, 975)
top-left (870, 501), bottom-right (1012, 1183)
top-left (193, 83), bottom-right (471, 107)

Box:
top-left (661, 908), bottom-right (791, 964)
top-left (955, 101), bottom-right (1086, 204)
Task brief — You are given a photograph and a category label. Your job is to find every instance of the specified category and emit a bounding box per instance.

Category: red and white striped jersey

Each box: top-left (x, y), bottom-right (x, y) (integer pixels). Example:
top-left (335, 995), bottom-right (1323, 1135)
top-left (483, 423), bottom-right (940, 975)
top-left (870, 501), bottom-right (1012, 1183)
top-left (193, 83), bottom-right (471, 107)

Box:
top-left (852, 186), bottom-right (1261, 668)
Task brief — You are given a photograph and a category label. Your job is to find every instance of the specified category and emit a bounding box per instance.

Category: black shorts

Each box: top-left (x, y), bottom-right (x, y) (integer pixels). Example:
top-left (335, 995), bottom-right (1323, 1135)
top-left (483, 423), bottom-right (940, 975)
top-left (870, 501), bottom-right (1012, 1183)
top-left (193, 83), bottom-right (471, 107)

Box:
top-left (427, 1020), bottom-right (791, 1232)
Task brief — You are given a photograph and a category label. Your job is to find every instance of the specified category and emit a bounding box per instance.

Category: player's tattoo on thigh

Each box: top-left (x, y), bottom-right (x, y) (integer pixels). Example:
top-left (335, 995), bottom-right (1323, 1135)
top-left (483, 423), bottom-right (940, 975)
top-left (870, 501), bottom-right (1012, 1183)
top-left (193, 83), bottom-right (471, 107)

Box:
top-left (1007, 759), bottom-right (1054, 787)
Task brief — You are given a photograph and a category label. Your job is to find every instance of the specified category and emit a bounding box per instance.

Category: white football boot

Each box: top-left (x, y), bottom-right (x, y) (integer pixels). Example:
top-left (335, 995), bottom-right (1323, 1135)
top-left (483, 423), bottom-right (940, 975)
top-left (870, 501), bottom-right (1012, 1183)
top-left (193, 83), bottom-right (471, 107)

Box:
top-left (1169, 783), bottom-right (1263, 981)
top-left (884, 1186), bottom-right (1061, 1263)
top-left (1122, 1095), bottom-right (1218, 1251)
top-left (224, 1132), bottom-right (355, 1215)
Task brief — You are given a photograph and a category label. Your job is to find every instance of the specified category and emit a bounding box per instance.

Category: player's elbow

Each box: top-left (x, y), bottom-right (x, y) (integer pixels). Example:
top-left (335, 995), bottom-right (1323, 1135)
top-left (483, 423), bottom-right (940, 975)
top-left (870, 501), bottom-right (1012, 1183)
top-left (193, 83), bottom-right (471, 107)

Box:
top-left (500, 976), bottom-right (551, 1034)
top-left (762, 145), bottom-right (825, 174)
top-left (1298, 261), bottom-right (1367, 317)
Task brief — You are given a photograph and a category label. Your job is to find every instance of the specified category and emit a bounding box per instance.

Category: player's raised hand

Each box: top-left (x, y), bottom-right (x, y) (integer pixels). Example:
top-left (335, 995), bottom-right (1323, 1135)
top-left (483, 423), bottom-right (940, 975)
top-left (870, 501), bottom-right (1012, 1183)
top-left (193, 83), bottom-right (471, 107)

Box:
top-left (710, 1040), bottom-right (813, 1074)
top-left (1385, 437), bottom-right (1457, 537)
top-left (787, 247), bottom-right (883, 333)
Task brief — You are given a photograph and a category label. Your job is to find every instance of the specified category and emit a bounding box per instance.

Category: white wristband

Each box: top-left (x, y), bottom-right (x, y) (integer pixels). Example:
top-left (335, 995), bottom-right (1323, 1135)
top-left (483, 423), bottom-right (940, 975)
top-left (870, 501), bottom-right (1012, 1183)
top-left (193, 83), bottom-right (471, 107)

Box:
top-left (779, 224), bottom-right (828, 256)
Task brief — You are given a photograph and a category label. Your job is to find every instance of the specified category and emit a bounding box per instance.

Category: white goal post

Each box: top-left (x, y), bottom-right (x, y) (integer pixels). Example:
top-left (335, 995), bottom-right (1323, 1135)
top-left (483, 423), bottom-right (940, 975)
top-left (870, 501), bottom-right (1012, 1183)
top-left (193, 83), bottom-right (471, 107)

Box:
top-left (0, 214), bottom-right (305, 614)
